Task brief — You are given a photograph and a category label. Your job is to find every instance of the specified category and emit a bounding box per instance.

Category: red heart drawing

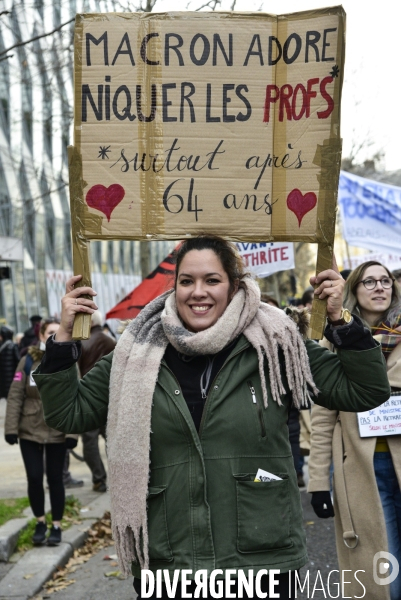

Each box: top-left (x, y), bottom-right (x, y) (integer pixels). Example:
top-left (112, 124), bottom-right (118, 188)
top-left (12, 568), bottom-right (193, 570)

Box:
top-left (85, 184), bottom-right (125, 222)
top-left (287, 189), bottom-right (317, 227)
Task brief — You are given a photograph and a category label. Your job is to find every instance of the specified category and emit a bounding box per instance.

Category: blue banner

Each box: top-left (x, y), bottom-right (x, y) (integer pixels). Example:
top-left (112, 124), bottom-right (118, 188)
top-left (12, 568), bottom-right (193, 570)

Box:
top-left (338, 171), bottom-right (401, 253)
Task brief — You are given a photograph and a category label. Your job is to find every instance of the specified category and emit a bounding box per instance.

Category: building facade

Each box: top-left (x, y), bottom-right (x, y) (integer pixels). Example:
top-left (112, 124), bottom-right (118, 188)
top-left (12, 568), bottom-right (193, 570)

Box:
top-left (0, 0), bottom-right (174, 332)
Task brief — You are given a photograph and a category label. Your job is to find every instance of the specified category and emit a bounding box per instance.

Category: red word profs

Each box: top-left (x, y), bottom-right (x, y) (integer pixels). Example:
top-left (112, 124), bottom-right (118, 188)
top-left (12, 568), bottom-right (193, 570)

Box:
top-left (263, 76), bottom-right (334, 123)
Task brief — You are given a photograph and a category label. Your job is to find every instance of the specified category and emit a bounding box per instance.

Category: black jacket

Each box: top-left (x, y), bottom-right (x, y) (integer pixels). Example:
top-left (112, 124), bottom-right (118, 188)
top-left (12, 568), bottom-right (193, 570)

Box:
top-left (19, 325), bottom-right (39, 357)
top-left (0, 327), bottom-right (20, 398)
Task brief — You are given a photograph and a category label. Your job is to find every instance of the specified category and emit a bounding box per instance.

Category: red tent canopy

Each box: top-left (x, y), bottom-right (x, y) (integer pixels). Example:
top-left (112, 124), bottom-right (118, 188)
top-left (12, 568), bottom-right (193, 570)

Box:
top-left (106, 250), bottom-right (176, 320)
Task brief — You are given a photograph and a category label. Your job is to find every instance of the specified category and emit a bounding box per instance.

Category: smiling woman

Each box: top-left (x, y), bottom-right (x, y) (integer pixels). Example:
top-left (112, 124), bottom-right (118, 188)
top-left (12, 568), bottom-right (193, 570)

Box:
top-left (33, 236), bottom-right (392, 600)
top-left (175, 241), bottom-right (241, 332)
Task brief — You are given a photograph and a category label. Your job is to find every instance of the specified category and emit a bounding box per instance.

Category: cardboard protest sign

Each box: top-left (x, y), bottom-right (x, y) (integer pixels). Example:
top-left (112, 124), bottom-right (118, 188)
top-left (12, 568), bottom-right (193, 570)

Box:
top-left (236, 242), bottom-right (295, 278)
top-left (69, 8), bottom-right (345, 338)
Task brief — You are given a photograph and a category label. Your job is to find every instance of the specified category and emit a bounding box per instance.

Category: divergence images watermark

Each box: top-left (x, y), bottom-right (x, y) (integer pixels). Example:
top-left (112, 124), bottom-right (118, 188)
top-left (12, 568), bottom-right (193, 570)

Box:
top-left (373, 551), bottom-right (400, 587)
top-left (140, 568), bottom-right (368, 598)
top-left (141, 555), bottom-right (399, 598)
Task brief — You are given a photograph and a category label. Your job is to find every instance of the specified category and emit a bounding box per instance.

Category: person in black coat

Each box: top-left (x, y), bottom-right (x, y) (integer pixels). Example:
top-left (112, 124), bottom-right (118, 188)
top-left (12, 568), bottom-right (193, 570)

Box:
top-left (0, 326), bottom-right (20, 399)
top-left (19, 315), bottom-right (42, 357)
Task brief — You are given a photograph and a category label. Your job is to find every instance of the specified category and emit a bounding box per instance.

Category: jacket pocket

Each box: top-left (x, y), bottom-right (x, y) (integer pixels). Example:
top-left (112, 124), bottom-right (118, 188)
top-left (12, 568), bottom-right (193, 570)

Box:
top-left (148, 486), bottom-right (173, 562)
top-left (234, 473), bottom-right (292, 553)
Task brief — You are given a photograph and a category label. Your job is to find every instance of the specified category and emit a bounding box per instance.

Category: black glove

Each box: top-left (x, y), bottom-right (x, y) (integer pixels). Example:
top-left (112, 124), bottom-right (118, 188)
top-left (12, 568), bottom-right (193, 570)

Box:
top-left (5, 434), bottom-right (18, 445)
top-left (65, 437), bottom-right (78, 450)
top-left (311, 491), bottom-right (334, 518)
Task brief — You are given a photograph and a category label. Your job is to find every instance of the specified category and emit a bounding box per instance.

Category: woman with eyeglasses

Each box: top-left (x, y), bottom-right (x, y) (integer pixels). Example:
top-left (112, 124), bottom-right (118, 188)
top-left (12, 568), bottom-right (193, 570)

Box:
top-left (308, 261), bottom-right (401, 600)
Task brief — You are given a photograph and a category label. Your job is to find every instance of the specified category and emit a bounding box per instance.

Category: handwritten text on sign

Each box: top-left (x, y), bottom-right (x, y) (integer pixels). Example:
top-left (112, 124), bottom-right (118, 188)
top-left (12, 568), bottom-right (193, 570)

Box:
top-left (75, 10), bottom-right (344, 241)
top-left (357, 396), bottom-right (401, 438)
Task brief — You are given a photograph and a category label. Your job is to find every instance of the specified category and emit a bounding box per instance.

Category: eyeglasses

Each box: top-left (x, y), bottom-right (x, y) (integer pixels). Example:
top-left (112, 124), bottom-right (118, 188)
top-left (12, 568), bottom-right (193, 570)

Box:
top-left (358, 277), bottom-right (394, 290)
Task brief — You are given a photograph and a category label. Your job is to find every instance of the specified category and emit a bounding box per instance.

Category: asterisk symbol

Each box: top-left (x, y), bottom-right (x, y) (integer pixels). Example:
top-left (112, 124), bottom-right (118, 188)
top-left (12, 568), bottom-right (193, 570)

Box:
top-left (98, 145), bottom-right (111, 159)
top-left (330, 65), bottom-right (339, 78)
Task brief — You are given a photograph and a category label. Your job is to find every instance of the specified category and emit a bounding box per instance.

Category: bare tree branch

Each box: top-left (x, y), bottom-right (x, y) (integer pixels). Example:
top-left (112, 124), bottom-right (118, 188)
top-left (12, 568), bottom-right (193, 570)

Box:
top-left (14, 181), bottom-right (69, 210)
top-left (195, 0), bottom-right (221, 11)
top-left (144, 0), bottom-right (157, 11)
top-left (0, 17), bottom-right (75, 58)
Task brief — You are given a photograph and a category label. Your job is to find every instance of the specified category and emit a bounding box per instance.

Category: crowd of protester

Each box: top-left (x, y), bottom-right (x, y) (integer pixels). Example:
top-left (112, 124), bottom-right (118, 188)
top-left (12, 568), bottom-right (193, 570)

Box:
top-left (1, 241), bottom-right (400, 600)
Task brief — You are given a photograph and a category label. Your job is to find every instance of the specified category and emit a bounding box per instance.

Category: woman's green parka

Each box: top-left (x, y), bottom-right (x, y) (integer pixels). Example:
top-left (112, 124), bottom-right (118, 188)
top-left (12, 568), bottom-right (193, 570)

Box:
top-left (34, 335), bottom-right (390, 578)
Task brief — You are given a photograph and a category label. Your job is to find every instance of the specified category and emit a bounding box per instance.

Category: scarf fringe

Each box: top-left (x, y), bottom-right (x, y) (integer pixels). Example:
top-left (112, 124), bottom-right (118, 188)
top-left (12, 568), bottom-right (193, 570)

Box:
top-left (113, 522), bottom-right (148, 577)
top-left (243, 304), bottom-right (318, 409)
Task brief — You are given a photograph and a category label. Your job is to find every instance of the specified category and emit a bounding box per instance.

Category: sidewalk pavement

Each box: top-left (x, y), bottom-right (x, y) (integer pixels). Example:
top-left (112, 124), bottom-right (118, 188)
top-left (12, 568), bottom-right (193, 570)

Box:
top-left (0, 492), bottom-right (110, 600)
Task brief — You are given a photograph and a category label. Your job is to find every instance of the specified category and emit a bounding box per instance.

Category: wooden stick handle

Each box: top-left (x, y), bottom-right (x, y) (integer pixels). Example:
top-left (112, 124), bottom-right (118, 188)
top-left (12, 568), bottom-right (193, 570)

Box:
top-left (309, 243), bottom-right (333, 340)
top-left (68, 145), bottom-right (92, 340)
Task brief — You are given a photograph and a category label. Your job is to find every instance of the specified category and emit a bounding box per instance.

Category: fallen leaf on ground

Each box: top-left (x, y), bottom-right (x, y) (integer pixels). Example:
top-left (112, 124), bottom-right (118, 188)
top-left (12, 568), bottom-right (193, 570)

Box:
top-left (40, 511), bottom-right (115, 594)
top-left (306, 521), bottom-right (315, 525)
top-left (44, 579), bottom-right (76, 593)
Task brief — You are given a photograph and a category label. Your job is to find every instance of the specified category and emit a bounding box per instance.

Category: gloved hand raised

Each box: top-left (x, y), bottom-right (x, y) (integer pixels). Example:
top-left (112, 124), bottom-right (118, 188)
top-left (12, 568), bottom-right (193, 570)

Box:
top-left (5, 434), bottom-right (18, 445)
top-left (311, 491), bottom-right (334, 518)
top-left (65, 437), bottom-right (78, 450)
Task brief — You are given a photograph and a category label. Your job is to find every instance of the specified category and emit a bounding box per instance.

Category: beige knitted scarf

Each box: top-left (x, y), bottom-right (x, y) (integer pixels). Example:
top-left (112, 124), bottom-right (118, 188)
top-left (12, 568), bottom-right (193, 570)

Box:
top-left (107, 277), bottom-right (317, 575)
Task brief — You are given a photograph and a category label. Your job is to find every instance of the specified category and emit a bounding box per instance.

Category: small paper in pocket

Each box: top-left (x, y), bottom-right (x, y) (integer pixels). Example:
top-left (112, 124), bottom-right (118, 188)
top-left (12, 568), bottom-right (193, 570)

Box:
top-left (254, 468), bottom-right (283, 482)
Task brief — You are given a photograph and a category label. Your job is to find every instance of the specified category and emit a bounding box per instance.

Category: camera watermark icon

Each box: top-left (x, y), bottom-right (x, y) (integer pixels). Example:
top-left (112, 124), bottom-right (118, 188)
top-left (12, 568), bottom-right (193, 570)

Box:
top-left (373, 551), bottom-right (399, 586)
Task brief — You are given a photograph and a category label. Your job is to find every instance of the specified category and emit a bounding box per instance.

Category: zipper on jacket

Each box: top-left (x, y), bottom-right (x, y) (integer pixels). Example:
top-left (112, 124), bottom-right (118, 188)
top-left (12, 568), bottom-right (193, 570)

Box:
top-left (247, 380), bottom-right (266, 438)
top-left (200, 356), bottom-right (215, 400)
top-left (198, 345), bottom-right (249, 437)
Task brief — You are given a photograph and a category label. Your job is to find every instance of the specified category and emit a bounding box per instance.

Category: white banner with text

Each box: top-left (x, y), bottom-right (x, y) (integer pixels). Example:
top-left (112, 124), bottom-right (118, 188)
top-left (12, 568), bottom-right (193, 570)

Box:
top-left (235, 242), bottom-right (295, 278)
